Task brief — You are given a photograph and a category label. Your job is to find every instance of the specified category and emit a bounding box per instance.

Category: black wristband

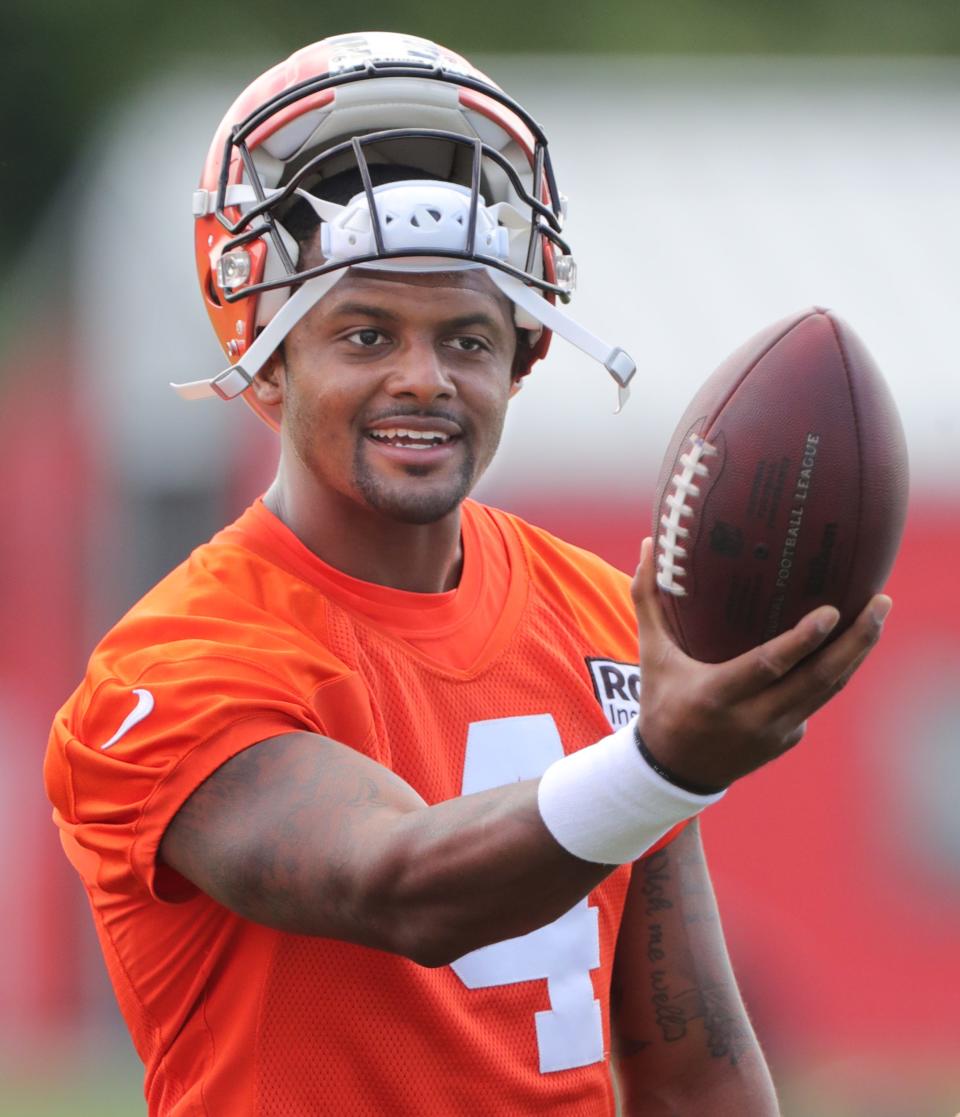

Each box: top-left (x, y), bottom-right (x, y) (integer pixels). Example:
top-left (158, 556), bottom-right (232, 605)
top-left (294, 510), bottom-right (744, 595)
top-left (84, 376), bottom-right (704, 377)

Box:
top-left (633, 724), bottom-right (728, 797)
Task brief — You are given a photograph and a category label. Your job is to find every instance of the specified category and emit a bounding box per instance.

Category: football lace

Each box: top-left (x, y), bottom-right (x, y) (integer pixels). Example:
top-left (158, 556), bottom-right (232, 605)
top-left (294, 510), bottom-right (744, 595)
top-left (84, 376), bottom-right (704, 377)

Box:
top-left (657, 435), bottom-right (718, 597)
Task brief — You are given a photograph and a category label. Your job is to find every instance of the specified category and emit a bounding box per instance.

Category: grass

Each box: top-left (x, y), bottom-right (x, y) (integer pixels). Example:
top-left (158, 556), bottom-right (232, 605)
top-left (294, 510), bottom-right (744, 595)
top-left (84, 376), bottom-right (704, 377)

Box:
top-left (4, 1047), bottom-right (957, 1116)
top-left (1, 1054), bottom-right (144, 1117)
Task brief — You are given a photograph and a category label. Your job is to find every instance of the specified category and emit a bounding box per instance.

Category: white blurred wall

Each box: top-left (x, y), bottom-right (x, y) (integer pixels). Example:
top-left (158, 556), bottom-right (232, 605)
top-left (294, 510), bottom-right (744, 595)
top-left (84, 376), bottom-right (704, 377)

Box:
top-left (75, 56), bottom-right (959, 497)
top-left (487, 57), bottom-right (959, 496)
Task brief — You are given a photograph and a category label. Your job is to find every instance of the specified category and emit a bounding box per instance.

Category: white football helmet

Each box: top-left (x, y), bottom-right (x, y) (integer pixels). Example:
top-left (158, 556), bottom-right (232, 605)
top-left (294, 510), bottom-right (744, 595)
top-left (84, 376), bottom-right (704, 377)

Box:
top-left (176, 31), bottom-right (636, 427)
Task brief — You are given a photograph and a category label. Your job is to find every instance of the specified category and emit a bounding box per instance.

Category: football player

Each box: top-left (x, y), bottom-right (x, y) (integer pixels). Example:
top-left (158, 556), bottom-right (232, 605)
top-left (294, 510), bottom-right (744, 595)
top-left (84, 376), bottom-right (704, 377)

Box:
top-left (45, 32), bottom-right (889, 1116)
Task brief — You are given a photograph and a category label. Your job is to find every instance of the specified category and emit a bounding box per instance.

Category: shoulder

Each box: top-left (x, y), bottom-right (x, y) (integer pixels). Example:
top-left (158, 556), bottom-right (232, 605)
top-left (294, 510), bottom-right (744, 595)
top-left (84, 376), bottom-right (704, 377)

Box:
top-left (58, 525), bottom-right (358, 754)
top-left (45, 529), bottom-right (367, 897)
top-left (471, 502), bottom-right (635, 642)
top-left (93, 520), bottom-right (336, 676)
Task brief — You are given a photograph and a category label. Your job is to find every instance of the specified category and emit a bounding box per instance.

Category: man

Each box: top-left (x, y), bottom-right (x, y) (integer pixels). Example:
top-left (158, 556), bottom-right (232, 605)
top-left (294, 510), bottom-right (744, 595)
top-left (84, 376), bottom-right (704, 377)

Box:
top-left (45, 32), bottom-right (889, 1116)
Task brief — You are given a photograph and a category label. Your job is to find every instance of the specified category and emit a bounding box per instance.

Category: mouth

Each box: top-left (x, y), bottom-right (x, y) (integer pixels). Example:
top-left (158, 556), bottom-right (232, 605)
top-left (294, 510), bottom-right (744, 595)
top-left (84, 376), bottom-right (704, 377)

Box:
top-left (363, 417), bottom-right (463, 462)
top-left (366, 426), bottom-right (457, 451)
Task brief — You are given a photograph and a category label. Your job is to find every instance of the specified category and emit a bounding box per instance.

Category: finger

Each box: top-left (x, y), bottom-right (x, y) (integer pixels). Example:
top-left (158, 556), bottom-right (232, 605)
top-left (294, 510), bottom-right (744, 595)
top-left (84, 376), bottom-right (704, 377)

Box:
top-left (632, 537), bottom-right (680, 662)
top-left (710, 602), bottom-right (842, 704)
top-left (763, 594), bottom-right (891, 724)
top-left (780, 720), bottom-right (808, 756)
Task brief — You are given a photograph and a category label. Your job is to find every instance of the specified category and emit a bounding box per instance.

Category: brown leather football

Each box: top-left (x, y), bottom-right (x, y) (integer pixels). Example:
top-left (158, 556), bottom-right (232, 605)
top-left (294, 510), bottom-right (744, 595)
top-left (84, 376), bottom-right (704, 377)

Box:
top-left (652, 307), bottom-right (909, 663)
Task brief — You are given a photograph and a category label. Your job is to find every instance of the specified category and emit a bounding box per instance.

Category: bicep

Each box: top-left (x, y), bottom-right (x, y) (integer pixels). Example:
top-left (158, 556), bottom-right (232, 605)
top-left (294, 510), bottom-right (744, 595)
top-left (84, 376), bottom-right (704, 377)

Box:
top-left (159, 732), bottom-right (427, 936)
top-left (611, 818), bottom-right (779, 1115)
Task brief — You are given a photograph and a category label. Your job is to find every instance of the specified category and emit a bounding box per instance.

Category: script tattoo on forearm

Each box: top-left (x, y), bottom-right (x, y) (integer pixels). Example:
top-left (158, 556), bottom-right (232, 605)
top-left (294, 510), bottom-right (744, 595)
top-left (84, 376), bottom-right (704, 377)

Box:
top-left (610, 851), bottom-right (676, 1063)
top-left (700, 983), bottom-right (752, 1063)
top-left (641, 849), bottom-right (673, 915)
top-left (642, 850), bottom-right (688, 1041)
top-left (640, 846), bottom-right (751, 1065)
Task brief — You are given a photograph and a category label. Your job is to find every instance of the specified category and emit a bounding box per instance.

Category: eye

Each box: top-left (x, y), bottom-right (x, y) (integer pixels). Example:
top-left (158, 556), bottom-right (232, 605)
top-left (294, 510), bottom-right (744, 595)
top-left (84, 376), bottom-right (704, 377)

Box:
top-left (346, 328), bottom-right (388, 348)
top-left (446, 336), bottom-right (489, 353)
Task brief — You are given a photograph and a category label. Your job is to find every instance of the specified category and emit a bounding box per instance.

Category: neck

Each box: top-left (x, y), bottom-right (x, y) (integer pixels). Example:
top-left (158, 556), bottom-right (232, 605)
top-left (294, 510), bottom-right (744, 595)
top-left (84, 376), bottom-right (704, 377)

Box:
top-left (263, 478), bottom-right (465, 594)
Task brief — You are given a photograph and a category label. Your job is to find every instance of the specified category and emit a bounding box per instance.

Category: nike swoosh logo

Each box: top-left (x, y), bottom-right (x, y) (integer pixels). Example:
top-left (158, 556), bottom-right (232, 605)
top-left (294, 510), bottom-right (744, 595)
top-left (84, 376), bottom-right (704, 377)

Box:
top-left (100, 688), bottom-right (155, 750)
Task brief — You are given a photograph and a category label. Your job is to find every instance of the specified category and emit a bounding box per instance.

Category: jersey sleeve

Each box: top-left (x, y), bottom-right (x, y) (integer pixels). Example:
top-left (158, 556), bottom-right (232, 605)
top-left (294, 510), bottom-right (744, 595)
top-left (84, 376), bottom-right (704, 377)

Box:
top-left (45, 649), bottom-right (366, 904)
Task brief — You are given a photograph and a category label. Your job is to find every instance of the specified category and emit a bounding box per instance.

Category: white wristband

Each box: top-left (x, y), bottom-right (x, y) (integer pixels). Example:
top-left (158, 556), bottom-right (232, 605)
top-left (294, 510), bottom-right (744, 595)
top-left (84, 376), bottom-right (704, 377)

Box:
top-left (537, 719), bottom-right (726, 865)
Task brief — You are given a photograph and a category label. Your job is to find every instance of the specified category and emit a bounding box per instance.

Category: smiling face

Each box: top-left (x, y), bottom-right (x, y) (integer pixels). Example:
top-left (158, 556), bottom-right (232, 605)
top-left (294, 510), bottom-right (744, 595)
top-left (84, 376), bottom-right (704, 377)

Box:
top-left (252, 267), bottom-right (520, 530)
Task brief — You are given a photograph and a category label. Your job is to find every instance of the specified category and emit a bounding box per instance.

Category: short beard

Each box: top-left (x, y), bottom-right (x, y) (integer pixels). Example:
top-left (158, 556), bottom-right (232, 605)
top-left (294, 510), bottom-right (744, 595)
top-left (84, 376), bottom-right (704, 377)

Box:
top-left (352, 439), bottom-right (479, 524)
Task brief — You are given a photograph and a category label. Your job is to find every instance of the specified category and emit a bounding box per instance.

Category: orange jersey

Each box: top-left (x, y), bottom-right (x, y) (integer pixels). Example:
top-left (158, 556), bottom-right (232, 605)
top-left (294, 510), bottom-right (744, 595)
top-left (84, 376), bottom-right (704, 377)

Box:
top-left (46, 498), bottom-right (671, 1116)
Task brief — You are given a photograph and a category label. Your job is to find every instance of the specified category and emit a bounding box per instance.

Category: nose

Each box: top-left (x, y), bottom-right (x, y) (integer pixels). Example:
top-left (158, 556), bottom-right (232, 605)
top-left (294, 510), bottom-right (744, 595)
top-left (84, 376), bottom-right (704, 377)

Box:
top-left (383, 337), bottom-right (457, 404)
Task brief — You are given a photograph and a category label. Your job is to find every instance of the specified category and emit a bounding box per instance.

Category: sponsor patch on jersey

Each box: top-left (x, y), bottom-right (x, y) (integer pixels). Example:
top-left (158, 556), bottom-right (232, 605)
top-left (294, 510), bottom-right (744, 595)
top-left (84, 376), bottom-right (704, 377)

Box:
top-left (586, 658), bottom-right (641, 730)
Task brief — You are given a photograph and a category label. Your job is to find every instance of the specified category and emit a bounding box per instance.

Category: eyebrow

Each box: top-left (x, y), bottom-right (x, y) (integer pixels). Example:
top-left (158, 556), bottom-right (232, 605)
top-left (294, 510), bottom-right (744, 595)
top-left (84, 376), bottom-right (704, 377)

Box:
top-left (326, 302), bottom-right (508, 335)
top-left (443, 312), bottom-right (506, 333)
top-left (327, 302), bottom-right (401, 322)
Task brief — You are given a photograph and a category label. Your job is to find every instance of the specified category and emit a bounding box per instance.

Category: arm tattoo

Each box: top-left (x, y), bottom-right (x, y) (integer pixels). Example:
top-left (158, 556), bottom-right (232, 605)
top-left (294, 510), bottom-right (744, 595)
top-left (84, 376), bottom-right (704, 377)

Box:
top-left (641, 849), bottom-right (674, 914)
top-left (348, 776), bottom-right (386, 807)
top-left (640, 839), bottom-right (753, 1065)
top-left (700, 984), bottom-right (753, 1064)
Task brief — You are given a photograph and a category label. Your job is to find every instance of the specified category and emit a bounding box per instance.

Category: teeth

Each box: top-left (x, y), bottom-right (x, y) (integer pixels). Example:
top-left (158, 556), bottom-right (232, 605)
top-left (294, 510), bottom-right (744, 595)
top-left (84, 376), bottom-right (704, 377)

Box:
top-left (369, 427), bottom-right (452, 446)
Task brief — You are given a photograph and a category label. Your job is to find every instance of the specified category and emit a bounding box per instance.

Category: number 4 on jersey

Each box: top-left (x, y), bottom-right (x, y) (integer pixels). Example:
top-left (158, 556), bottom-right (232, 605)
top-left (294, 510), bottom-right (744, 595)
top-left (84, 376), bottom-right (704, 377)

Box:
top-left (450, 715), bottom-right (604, 1074)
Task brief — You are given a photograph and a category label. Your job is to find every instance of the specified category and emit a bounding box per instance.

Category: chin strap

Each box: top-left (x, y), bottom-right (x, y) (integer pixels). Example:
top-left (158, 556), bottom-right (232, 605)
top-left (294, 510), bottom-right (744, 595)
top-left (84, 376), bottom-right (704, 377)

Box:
top-left (173, 263), bottom-right (637, 409)
top-left (173, 263), bottom-right (637, 410)
top-left (485, 270), bottom-right (636, 413)
top-left (171, 271), bottom-right (349, 400)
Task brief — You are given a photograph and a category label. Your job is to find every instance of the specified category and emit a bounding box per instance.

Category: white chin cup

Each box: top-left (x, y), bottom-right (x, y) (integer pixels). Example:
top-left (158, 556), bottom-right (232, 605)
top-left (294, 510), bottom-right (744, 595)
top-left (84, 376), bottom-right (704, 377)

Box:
top-left (320, 181), bottom-right (511, 263)
top-left (537, 719), bottom-right (726, 865)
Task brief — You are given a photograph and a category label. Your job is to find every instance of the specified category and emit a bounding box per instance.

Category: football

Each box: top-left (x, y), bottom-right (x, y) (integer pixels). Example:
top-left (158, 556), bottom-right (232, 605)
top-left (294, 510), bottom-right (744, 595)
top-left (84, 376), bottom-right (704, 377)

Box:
top-left (652, 307), bottom-right (909, 663)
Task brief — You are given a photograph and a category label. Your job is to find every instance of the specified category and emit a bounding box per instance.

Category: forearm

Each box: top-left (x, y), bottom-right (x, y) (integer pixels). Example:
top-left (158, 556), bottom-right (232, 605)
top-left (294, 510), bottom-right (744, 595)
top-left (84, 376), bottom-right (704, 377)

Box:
top-left (162, 732), bottom-right (610, 964)
top-left (612, 822), bottom-right (779, 1116)
top-left (618, 1042), bottom-right (778, 1117)
top-left (366, 779), bottom-right (612, 965)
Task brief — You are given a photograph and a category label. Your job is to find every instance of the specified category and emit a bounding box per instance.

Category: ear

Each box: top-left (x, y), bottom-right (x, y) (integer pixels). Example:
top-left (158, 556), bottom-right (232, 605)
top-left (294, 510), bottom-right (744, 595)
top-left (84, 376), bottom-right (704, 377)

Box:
top-left (250, 349), bottom-right (285, 408)
top-left (508, 375), bottom-right (524, 400)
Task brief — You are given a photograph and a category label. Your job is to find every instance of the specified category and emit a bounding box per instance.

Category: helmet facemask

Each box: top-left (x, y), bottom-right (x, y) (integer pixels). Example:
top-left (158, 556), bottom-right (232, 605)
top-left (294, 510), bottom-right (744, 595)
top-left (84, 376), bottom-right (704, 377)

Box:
top-left (182, 40), bottom-right (636, 422)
